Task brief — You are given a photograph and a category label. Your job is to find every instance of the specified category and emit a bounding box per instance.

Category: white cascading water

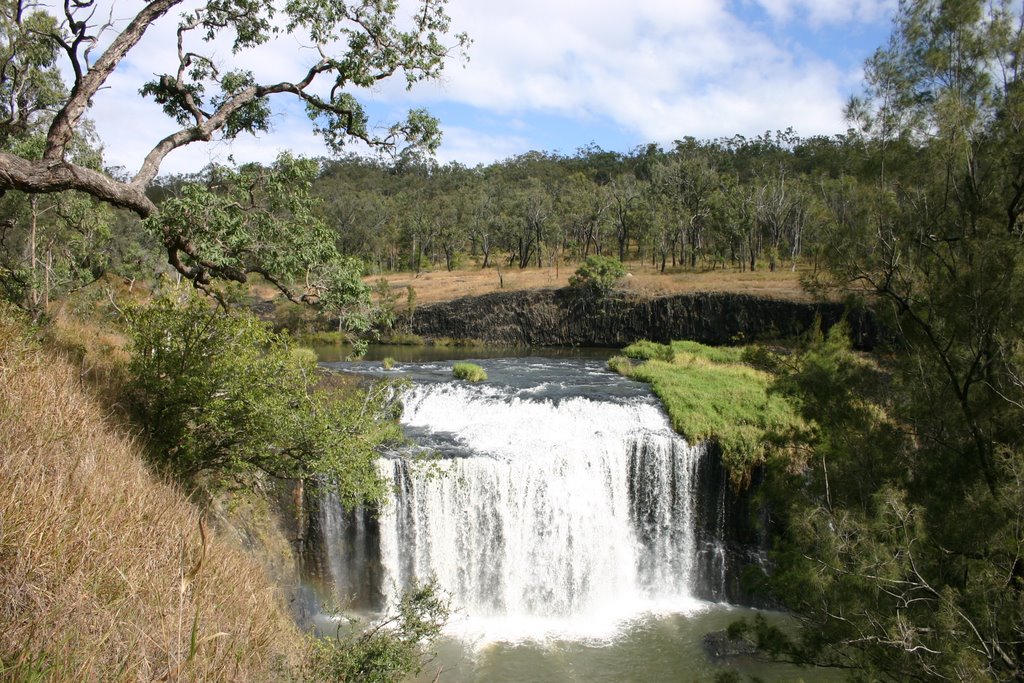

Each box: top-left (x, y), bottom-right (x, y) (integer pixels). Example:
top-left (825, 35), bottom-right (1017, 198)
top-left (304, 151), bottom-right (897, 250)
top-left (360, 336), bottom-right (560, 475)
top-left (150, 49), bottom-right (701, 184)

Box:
top-left (349, 377), bottom-right (711, 641)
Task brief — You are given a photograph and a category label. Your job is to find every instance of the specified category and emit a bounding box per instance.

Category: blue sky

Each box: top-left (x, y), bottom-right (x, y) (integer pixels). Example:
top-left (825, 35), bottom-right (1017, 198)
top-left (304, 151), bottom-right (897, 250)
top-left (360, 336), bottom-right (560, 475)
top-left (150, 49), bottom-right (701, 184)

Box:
top-left (88, 0), bottom-right (898, 175)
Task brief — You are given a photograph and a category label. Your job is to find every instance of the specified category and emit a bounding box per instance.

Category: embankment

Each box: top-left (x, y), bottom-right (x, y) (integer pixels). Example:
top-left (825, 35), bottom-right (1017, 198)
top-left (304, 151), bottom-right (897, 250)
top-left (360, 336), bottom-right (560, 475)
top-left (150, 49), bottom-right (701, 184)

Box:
top-left (409, 288), bottom-right (876, 348)
top-left (0, 314), bottom-right (301, 681)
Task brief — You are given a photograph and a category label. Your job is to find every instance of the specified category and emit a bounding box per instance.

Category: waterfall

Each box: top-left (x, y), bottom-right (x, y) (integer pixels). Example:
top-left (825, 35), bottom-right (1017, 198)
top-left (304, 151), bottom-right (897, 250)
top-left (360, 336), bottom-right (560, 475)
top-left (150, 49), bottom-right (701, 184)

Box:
top-left (318, 360), bottom-right (727, 640)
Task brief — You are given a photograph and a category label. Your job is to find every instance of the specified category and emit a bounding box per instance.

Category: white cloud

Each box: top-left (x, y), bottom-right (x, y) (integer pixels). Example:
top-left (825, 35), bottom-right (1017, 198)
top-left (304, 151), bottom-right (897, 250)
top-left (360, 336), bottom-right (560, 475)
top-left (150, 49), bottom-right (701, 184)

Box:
top-left (753, 0), bottom-right (897, 25)
top-left (433, 127), bottom-right (531, 167)
top-left (64, 0), bottom-right (895, 174)
top-left (377, 0), bottom-right (884, 147)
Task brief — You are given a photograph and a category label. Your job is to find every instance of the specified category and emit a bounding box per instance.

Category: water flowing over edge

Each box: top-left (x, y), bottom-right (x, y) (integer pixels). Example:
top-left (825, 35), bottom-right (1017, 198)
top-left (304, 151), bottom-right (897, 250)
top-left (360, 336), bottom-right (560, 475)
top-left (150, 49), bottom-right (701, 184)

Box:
top-left (318, 366), bottom-right (733, 645)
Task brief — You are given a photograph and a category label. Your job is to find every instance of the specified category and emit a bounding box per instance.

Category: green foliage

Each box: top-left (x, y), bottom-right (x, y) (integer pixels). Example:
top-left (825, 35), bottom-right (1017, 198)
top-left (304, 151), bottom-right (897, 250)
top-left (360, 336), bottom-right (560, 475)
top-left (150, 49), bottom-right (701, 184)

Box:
top-left (568, 254), bottom-right (626, 296)
top-left (762, 2), bottom-right (1024, 678)
top-left (606, 355), bottom-right (632, 374)
top-left (125, 288), bottom-right (400, 503)
top-left (622, 339), bottom-right (674, 362)
top-left (759, 322), bottom-right (1024, 679)
top-left (302, 581), bottom-right (449, 683)
top-left (373, 278), bottom-right (399, 333)
top-left (147, 154), bottom-right (382, 348)
top-left (613, 340), bottom-right (800, 479)
top-left (451, 362), bottom-right (487, 382)
top-left (291, 346), bottom-right (319, 366)
top-left (148, 154), bottom-right (328, 288)
top-left (0, 123), bottom-right (134, 317)
top-left (132, 0), bottom-right (468, 159)
top-left (307, 130), bottom-right (865, 277)
top-left (0, 8), bottom-right (65, 150)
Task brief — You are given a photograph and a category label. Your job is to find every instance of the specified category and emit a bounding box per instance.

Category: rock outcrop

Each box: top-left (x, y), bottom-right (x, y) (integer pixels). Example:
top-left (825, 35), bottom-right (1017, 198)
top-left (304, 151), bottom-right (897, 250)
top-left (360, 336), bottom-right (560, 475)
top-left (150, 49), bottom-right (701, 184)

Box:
top-left (410, 288), bottom-right (877, 349)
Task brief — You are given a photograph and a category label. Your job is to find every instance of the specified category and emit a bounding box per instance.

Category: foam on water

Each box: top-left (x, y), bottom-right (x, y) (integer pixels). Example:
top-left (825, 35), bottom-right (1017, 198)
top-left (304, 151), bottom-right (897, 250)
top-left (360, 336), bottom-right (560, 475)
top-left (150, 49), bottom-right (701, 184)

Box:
top-left (317, 358), bottom-right (725, 645)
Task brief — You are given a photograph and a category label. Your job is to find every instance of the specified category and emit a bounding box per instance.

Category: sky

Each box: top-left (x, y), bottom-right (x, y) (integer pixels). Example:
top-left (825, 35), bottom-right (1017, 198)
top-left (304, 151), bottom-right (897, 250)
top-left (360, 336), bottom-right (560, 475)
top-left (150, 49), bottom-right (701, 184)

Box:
top-left (83, 0), bottom-right (898, 177)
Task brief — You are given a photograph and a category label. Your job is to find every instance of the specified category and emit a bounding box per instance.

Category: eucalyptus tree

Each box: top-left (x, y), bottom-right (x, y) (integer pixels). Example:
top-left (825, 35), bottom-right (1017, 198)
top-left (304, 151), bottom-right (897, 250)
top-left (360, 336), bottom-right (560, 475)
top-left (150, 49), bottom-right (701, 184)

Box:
top-left (751, 165), bottom-right (801, 271)
top-left (462, 175), bottom-right (501, 268)
top-left (652, 142), bottom-right (719, 268)
top-left (607, 172), bottom-right (644, 262)
top-left (557, 171), bottom-right (611, 259)
top-left (0, 119), bottom-right (125, 315)
top-left (502, 178), bottom-right (553, 268)
top-left (0, 5), bottom-right (64, 146)
top-left (0, 0), bottom-right (468, 301)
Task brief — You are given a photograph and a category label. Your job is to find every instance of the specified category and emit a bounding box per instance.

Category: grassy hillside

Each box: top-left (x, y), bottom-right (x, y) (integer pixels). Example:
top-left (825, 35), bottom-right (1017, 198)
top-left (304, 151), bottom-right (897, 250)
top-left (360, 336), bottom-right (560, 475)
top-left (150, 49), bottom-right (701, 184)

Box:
top-left (0, 313), bottom-right (301, 680)
top-left (611, 340), bottom-right (801, 482)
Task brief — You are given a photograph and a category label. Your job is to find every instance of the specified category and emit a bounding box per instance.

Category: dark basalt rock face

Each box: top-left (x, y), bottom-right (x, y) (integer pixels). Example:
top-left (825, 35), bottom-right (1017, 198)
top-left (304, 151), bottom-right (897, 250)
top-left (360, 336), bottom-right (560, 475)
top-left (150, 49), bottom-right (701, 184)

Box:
top-left (409, 288), bottom-right (877, 349)
top-left (690, 448), bottom-right (775, 607)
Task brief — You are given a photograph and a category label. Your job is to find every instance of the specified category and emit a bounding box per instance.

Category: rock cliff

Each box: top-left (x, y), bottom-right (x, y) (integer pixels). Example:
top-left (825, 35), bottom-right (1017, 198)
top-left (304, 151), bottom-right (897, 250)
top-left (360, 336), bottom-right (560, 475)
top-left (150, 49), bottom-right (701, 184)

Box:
top-left (410, 288), bottom-right (876, 349)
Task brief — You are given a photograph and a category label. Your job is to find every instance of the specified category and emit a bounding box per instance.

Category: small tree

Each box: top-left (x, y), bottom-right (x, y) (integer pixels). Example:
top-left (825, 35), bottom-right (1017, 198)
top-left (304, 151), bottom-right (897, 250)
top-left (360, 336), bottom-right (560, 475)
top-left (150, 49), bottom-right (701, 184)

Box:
top-left (126, 288), bottom-right (400, 502)
top-left (303, 580), bottom-right (449, 683)
top-left (568, 254), bottom-right (626, 298)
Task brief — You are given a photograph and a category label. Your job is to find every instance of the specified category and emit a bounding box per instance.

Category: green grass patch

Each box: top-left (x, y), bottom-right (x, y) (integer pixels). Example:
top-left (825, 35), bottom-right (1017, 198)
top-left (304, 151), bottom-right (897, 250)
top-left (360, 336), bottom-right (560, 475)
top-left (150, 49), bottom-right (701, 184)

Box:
top-left (616, 340), bottom-right (799, 481)
top-left (430, 336), bottom-right (486, 348)
top-left (380, 331), bottom-right (426, 346)
top-left (668, 340), bottom-right (747, 365)
top-left (295, 330), bottom-right (347, 346)
top-left (607, 355), bottom-right (633, 374)
top-left (623, 340), bottom-right (675, 362)
top-left (452, 362), bottom-right (487, 382)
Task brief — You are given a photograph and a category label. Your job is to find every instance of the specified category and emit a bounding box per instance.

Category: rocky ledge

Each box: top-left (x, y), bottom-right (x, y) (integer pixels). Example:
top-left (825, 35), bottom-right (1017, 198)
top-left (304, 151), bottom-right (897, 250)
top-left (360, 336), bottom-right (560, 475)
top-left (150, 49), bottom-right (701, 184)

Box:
top-left (409, 288), bottom-right (876, 349)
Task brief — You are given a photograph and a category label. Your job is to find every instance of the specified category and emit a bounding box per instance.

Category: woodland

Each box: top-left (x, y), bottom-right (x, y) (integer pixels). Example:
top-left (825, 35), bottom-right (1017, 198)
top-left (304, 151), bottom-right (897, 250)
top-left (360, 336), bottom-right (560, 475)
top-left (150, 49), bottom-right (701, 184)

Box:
top-left (1, 0), bottom-right (1023, 681)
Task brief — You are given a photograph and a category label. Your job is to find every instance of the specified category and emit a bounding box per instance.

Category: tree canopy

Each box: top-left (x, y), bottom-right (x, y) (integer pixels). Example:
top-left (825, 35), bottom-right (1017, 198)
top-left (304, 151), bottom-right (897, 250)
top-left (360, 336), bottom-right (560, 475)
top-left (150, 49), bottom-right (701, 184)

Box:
top-left (740, 1), bottom-right (1024, 679)
top-left (0, 0), bottom-right (467, 298)
top-left (126, 286), bottom-right (402, 501)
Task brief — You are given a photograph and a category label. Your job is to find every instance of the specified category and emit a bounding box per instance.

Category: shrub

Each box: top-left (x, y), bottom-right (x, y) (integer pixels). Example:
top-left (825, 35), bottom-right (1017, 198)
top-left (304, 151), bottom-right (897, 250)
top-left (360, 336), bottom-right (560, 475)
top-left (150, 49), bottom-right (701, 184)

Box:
top-left (607, 355), bottom-right (633, 375)
top-left (382, 357), bottom-right (395, 370)
top-left (302, 581), bottom-right (449, 683)
top-left (452, 362), bottom-right (487, 382)
top-left (125, 289), bottom-right (400, 502)
top-left (623, 340), bottom-right (675, 362)
top-left (291, 346), bottom-right (319, 366)
top-left (568, 255), bottom-right (626, 297)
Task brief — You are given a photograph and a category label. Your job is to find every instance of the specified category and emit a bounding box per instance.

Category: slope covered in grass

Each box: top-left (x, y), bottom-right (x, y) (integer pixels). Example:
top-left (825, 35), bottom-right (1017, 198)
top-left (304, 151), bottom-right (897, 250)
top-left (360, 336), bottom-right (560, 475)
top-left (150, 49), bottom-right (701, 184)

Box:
top-left (0, 312), bottom-right (301, 680)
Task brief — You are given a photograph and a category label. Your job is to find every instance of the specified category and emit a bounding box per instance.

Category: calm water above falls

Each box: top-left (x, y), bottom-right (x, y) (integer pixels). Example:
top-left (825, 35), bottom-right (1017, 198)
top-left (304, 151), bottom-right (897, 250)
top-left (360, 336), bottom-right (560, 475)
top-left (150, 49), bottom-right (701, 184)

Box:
top-left (317, 355), bottom-right (839, 682)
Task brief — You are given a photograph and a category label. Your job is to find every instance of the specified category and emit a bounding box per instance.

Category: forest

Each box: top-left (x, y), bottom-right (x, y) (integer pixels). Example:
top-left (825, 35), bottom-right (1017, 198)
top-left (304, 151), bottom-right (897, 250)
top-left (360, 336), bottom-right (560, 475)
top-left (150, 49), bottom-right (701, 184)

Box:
top-left (1, 127), bottom-right (874, 311)
top-left (1, 0), bottom-right (1023, 681)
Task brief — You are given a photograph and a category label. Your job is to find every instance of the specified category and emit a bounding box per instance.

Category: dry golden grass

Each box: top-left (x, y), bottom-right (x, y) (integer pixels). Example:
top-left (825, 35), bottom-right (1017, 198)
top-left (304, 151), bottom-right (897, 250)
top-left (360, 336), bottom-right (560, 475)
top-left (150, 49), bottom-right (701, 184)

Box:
top-left (0, 312), bottom-right (301, 681)
top-left (367, 261), bottom-right (816, 308)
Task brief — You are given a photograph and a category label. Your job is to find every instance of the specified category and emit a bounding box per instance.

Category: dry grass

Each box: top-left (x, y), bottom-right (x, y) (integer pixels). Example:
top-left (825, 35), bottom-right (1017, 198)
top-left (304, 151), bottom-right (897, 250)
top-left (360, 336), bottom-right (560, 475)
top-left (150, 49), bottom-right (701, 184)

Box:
top-left (367, 261), bottom-right (816, 308)
top-left (243, 261), bottom-right (817, 315)
top-left (0, 312), bottom-right (301, 681)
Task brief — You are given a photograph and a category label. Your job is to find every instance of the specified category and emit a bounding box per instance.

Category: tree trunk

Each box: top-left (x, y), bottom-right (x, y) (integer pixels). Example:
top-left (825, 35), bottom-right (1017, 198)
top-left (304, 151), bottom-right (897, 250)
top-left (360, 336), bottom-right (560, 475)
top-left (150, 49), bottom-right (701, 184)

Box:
top-left (28, 196), bottom-right (38, 312)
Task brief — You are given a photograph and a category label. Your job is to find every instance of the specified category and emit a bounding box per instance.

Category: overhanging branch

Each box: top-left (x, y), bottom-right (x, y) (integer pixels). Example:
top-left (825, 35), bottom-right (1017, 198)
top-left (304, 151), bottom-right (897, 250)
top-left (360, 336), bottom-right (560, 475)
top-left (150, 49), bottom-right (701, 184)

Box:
top-left (0, 152), bottom-right (156, 216)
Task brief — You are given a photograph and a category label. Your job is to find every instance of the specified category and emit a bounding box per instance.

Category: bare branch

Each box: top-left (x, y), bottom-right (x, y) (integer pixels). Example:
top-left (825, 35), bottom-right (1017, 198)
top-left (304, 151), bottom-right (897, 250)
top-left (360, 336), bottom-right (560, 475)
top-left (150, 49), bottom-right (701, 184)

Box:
top-left (44, 0), bottom-right (183, 161)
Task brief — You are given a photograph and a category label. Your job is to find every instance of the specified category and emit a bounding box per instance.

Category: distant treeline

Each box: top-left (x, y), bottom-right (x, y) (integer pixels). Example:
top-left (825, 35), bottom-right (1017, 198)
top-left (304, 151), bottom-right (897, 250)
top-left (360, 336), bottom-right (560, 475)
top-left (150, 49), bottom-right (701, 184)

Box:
top-left (0, 126), bottom-right (897, 310)
top-left (154, 128), bottom-right (880, 277)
